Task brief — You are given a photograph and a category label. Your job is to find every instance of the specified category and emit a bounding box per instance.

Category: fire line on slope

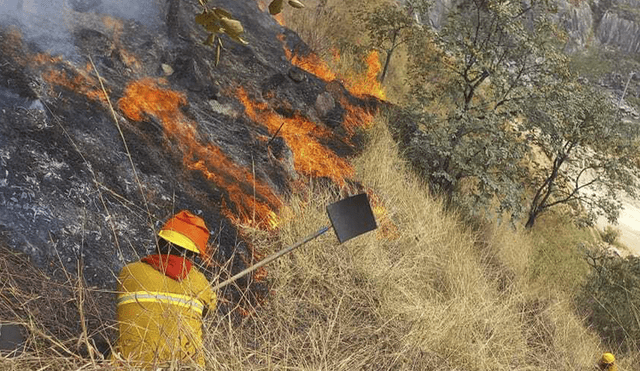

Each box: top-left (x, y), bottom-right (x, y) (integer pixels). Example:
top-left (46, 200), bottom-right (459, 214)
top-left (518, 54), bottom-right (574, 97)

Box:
top-left (118, 78), bottom-right (282, 234)
top-left (283, 44), bottom-right (386, 101)
top-left (237, 87), bottom-right (355, 186)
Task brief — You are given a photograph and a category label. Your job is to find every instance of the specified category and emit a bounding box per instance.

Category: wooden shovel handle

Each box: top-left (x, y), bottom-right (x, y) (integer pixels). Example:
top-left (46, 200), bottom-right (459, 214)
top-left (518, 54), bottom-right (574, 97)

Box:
top-left (212, 226), bottom-right (330, 291)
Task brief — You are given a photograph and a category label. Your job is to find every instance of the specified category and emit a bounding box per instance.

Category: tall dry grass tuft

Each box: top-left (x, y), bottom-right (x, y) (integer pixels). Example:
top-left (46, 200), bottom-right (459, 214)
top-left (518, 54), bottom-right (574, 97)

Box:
top-left (349, 113), bottom-right (603, 369)
top-left (0, 244), bottom-right (116, 370)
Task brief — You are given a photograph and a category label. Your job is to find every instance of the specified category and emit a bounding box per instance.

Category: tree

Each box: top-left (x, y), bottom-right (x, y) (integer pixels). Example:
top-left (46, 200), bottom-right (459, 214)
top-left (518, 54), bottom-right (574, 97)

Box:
top-left (401, 0), bottom-right (564, 220)
top-left (361, 1), bottom-right (425, 83)
top-left (522, 81), bottom-right (640, 228)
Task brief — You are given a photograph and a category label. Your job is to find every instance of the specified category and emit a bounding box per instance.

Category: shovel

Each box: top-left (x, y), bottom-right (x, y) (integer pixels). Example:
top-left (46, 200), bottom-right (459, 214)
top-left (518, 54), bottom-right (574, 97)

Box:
top-left (212, 193), bottom-right (377, 291)
top-left (0, 323), bottom-right (25, 357)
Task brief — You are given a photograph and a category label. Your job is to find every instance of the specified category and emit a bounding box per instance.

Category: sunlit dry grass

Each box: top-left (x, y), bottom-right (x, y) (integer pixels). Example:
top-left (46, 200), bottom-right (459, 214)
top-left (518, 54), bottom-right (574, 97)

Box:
top-left (195, 114), bottom-right (616, 370)
top-left (3, 113), bottom-right (640, 370)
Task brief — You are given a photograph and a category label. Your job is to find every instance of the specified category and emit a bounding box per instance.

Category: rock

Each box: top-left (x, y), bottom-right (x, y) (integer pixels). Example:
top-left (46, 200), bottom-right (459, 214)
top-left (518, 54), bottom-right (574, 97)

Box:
top-left (606, 246), bottom-right (623, 257)
top-left (325, 80), bottom-right (347, 100)
top-left (425, 0), bottom-right (640, 55)
top-left (171, 56), bottom-right (205, 92)
top-left (426, 0), bottom-right (456, 30)
top-left (315, 92), bottom-right (335, 117)
top-left (597, 8), bottom-right (640, 54)
top-left (161, 63), bottom-right (174, 76)
top-left (553, 0), bottom-right (594, 53)
top-left (287, 67), bottom-right (306, 82)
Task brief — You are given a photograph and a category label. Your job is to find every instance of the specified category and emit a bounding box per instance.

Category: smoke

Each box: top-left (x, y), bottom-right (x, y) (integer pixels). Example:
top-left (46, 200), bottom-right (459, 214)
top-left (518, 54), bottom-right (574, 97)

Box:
top-left (0, 0), bottom-right (163, 59)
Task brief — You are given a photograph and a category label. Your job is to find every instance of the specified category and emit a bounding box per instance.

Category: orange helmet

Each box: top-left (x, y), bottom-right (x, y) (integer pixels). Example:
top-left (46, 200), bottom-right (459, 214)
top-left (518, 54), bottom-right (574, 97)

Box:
top-left (158, 210), bottom-right (209, 255)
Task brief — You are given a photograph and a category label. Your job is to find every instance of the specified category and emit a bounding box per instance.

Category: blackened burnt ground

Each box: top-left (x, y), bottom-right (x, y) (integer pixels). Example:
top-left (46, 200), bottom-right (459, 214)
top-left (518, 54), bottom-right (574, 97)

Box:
top-left (0, 0), bottom-right (379, 345)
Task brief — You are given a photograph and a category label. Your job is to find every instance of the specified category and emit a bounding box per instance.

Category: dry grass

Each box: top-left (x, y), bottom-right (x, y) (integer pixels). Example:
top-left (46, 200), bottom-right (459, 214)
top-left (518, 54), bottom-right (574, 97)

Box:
top-left (0, 245), bottom-right (116, 370)
top-left (2, 113), bottom-right (640, 370)
top-left (194, 114), bottom-right (617, 370)
top-left (2, 3), bottom-right (640, 368)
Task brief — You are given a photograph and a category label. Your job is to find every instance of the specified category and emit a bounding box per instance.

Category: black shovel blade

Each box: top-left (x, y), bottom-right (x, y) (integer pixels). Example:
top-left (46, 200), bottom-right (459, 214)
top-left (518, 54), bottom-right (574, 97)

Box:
top-left (327, 193), bottom-right (377, 243)
top-left (0, 323), bottom-right (25, 356)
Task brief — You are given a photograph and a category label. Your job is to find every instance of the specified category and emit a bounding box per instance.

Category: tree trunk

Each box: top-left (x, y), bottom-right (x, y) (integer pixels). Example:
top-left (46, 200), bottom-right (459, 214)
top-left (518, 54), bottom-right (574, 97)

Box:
top-left (524, 147), bottom-right (574, 229)
top-left (525, 211), bottom-right (537, 229)
top-left (380, 30), bottom-right (398, 84)
top-left (380, 48), bottom-right (393, 83)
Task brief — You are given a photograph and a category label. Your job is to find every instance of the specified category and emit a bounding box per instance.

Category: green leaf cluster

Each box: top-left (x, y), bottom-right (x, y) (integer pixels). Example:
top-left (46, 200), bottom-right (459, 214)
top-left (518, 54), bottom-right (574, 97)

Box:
top-left (578, 247), bottom-right (640, 351)
top-left (194, 4), bottom-right (248, 65)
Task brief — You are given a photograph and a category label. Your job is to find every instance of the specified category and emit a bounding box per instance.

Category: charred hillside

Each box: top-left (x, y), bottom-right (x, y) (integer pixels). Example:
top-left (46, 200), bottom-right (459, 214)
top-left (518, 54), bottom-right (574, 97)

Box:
top-left (0, 0), bottom-right (379, 297)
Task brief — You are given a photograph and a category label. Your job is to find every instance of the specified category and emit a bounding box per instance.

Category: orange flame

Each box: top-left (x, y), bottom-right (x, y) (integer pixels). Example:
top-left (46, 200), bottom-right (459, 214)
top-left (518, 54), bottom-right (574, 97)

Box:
top-left (1, 28), bottom-right (29, 67)
top-left (237, 87), bottom-right (354, 186)
top-left (284, 47), bottom-right (385, 101)
top-left (102, 16), bottom-right (141, 72)
top-left (42, 67), bottom-right (109, 105)
top-left (31, 53), bottom-right (64, 66)
top-left (344, 50), bottom-right (386, 100)
top-left (281, 46), bottom-right (382, 135)
top-left (365, 188), bottom-right (399, 240)
top-left (285, 48), bottom-right (337, 82)
top-left (278, 35), bottom-right (384, 137)
top-left (341, 98), bottom-right (376, 135)
top-left (274, 13), bottom-right (286, 26)
top-left (118, 79), bottom-right (281, 232)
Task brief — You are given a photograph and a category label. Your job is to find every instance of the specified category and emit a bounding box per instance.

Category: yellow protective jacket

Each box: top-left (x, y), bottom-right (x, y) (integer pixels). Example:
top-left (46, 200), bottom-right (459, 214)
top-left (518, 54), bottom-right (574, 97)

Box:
top-left (599, 363), bottom-right (618, 371)
top-left (114, 258), bottom-right (215, 368)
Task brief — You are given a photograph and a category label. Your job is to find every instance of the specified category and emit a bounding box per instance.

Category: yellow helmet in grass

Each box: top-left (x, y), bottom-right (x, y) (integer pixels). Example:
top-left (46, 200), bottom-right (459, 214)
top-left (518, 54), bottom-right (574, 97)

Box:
top-left (158, 210), bottom-right (210, 255)
top-left (601, 352), bottom-right (615, 364)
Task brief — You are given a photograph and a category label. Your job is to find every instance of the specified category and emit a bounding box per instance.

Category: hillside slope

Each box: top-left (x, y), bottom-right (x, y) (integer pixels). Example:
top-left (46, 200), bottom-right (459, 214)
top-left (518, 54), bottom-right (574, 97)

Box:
top-left (3, 113), bottom-right (633, 369)
top-left (0, 0), bottom-right (377, 293)
top-left (1, 0), bottom-right (639, 369)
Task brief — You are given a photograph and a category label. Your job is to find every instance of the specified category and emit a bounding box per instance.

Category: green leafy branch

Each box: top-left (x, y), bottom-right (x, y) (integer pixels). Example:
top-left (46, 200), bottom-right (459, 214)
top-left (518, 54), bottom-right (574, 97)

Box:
top-left (195, 1), bottom-right (248, 65)
top-left (194, 0), bottom-right (305, 65)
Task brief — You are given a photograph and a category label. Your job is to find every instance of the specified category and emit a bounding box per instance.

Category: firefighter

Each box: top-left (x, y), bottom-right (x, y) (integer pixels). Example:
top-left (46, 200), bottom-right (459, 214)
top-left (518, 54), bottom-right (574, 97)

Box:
top-left (114, 210), bottom-right (216, 368)
top-left (598, 352), bottom-right (617, 371)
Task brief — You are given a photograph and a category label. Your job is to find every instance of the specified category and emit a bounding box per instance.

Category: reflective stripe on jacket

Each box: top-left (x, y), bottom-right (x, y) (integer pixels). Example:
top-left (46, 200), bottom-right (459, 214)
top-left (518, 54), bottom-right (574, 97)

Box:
top-left (114, 260), bottom-right (215, 368)
top-left (117, 291), bottom-right (205, 315)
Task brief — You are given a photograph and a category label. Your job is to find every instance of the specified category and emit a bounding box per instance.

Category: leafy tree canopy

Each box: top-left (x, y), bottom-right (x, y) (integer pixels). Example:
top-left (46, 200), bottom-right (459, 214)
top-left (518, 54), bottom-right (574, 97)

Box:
top-left (523, 81), bottom-right (640, 228)
top-left (402, 0), bottom-right (563, 220)
top-left (394, 0), bottom-right (640, 227)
